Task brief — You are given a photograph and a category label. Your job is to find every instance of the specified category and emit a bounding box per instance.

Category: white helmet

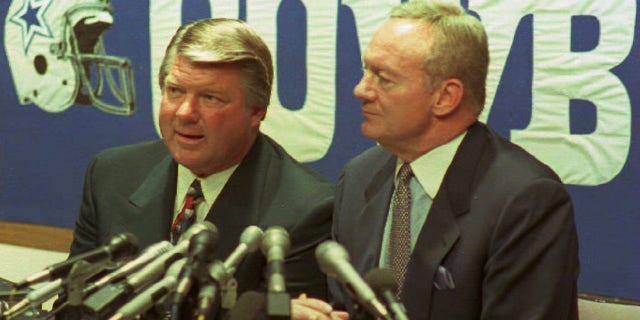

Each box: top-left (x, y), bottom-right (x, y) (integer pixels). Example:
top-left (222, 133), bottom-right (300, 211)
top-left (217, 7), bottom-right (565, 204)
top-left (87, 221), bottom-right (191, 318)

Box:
top-left (4, 0), bottom-right (135, 115)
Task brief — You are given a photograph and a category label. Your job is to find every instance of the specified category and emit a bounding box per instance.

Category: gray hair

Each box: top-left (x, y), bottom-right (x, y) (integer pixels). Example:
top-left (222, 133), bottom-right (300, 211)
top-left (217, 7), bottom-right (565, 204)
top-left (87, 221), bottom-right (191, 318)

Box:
top-left (390, 1), bottom-right (489, 115)
top-left (158, 18), bottom-right (273, 109)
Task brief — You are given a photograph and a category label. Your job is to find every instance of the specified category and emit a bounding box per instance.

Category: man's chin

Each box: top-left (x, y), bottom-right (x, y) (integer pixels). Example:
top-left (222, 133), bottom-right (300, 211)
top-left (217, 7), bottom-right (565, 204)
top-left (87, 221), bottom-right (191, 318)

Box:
top-left (361, 124), bottom-right (381, 141)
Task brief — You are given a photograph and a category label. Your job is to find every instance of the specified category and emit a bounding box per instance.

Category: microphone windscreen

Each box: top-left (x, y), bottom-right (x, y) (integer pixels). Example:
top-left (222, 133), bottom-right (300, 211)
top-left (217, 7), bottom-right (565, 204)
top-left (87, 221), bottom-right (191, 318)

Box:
top-left (260, 226), bottom-right (290, 258)
top-left (179, 221), bottom-right (218, 243)
top-left (187, 228), bottom-right (219, 261)
top-left (108, 232), bottom-right (140, 262)
top-left (239, 225), bottom-right (263, 253)
top-left (364, 268), bottom-right (397, 293)
top-left (225, 291), bottom-right (265, 320)
top-left (315, 240), bottom-right (350, 277)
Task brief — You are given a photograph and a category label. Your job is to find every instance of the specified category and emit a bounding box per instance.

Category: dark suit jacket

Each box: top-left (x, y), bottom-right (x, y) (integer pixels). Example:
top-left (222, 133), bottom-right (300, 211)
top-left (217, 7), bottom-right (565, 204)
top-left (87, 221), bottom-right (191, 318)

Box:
top-left (330, 122), bottom-right (579, 320)
top-left (70, 133), bottom-right (333, 300)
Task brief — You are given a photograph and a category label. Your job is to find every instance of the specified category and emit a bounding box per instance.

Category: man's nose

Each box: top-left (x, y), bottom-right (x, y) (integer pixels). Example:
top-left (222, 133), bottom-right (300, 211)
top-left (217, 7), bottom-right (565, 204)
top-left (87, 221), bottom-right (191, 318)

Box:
top-left (353, 74), bottom-right (375, 101)
top-left (176, 95), bottom-right (199, 118)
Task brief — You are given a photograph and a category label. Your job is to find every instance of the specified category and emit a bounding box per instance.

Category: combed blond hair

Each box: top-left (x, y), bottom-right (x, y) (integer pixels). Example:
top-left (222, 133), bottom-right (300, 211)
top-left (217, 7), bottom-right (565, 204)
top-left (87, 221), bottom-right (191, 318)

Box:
top-left (158, 18), bottom-right (273, 109)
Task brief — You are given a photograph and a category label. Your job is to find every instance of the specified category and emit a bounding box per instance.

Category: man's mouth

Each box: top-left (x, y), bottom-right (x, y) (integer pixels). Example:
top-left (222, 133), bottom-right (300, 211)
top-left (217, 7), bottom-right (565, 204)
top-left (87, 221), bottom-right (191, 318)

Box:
top-left (175, 131), bottom-right (204, 143)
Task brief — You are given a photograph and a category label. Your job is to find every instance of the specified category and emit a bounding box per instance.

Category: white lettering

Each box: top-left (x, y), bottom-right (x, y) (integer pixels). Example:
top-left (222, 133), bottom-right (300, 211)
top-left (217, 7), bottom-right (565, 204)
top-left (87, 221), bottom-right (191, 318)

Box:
top-left (253, 0), bottom-right (338, 162)
top-left (472, 0), bottom-right (634, 185)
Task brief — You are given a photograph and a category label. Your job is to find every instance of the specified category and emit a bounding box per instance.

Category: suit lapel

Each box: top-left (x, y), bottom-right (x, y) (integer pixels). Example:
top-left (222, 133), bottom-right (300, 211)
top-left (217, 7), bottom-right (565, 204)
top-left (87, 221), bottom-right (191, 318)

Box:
top-left (128, 152), bottom-right (178, 245)
top-left (351, 153), bottom-right (396, 274)
top-left (402, 122), bottom-right (489, 319)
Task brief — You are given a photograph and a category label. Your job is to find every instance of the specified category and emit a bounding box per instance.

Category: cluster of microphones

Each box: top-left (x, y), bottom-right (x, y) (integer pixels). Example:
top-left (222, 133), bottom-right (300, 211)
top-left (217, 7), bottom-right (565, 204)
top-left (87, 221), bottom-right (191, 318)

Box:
top-left (1, 222), bottom-right (409, 320)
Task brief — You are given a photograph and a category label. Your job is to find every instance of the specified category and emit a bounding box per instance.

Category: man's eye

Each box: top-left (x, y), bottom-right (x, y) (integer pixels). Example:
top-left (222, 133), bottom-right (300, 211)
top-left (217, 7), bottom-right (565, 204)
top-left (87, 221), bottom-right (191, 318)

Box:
top-left (201, 94), bottom-right (224, 107)
top-left (377, 74), bottom-right (392, 86)
top-left (167, 87), bottom-right (182, 96)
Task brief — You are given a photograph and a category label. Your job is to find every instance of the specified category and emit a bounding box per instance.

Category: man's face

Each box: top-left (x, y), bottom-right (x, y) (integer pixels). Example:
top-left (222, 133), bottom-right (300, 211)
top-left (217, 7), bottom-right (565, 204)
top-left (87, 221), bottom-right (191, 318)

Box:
top-left (159, 55), bottom-right (265, 177)
top-left (353, 19), bottom-right (437, 153)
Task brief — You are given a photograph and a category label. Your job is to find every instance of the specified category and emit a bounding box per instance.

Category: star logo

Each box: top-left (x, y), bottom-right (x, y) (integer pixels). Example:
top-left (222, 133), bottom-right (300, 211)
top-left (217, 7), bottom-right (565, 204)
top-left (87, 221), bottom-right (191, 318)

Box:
top-left (8, 0), bottom-right (54, 53)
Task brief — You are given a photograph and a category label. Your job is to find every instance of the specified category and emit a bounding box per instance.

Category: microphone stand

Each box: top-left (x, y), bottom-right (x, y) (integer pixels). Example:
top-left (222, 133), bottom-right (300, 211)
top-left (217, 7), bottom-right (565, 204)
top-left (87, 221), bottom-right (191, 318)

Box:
top-left (48, 259), bottom-right (117, 320)
top-left (265, 291), bottom-right (290, 320)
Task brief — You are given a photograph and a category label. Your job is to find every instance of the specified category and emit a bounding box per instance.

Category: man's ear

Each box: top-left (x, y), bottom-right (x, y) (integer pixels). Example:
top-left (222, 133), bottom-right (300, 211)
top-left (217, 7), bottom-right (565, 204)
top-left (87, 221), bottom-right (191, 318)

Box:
top-left (250, 106), bottom-right (267, 125)
top-left (432, 78), bottom-right (464, 117)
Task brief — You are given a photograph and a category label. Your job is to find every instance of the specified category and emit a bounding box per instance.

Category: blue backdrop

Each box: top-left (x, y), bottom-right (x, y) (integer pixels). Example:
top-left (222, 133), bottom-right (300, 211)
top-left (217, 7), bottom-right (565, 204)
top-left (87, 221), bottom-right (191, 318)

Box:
top-left (1, 0), bottom-right (638, 300)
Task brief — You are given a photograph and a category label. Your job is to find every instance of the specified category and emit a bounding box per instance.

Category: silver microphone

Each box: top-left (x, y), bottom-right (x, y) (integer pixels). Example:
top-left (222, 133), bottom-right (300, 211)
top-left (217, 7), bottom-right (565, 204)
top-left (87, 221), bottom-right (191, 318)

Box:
top-left (86, 241), bottom-right (173, 295)
top-left (223, 225), bottom-right (263, 275)
top-left (80, 222), bottom-right (217, 318)
top-left (260, 226), bottom-right (290, 293)
top-left (315, 240), bottom-right (390, 320)
top-left (107, 258), bottom-right (186, 320)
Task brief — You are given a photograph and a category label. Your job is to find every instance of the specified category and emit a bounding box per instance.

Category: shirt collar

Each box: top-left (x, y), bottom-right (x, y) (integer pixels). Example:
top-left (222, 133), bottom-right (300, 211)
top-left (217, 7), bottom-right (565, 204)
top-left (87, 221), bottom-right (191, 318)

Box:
top-left (176, 164), bottom-right (239, 209)
top-left (395, 131), bottom-right (467, 199)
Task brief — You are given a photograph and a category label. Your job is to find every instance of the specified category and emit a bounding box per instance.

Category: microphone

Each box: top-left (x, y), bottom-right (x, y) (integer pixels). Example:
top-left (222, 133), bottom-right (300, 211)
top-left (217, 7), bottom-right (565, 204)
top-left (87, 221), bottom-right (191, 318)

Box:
top-left (260, 226), bottom-right (290, 293)
top-left (85, 241), bottom-right (173, 295)
top-left (224, 291), bottom-right (265, 320)
top-left (222, 225), bottom-right (263, 275)
top-left (195, 225), bottom-right (263, 317)
top-left (4, 234), bottom-right (140, 319)
top-left (107, 258), bottom-right (187, 320)
top-left (13, 232), bottom-right (139, 290)
top-left (81, 222), bottom-right (217, 319)
top-left (261, 226), bottom-right (291, 318)
top-left (315, 241), bottom-right (390, 320)
top-left (364, 268), bottom-right (409, 320)
top-left (170, 227), bottom-right (219, 307)
top-left (2, 279), bottom-right (64, 319)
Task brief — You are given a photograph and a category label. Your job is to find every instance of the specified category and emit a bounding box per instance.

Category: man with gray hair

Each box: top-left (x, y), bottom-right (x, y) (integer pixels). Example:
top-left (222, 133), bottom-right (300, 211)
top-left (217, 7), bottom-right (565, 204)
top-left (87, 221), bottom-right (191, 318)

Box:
top-left (295, 1), bottom-right (578, 319)
top-left (69, 18), bottom-right (333, 318)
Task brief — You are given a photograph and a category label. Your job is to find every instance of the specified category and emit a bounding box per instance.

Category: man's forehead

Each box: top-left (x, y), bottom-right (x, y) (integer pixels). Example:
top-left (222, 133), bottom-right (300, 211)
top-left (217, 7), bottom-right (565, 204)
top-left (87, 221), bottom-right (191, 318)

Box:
top-left (368, 21), bottom-right (431, 58)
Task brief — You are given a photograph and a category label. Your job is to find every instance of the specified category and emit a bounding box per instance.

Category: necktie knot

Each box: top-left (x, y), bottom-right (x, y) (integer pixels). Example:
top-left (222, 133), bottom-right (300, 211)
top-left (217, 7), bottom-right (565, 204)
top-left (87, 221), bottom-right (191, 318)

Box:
top-left (186, 179), bottom-right (204, 206)
top-left (397, 163), bottom-right (413, 183)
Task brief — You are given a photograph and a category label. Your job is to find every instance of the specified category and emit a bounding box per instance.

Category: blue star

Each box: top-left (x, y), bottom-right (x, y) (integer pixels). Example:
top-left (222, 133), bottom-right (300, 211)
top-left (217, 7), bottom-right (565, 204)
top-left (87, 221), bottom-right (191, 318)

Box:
top-left (9, 0), bottom-right (54, 53)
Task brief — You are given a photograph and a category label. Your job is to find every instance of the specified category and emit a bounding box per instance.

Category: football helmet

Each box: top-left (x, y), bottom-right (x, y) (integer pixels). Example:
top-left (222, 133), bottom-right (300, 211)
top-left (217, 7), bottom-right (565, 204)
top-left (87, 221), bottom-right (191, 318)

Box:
top-left (4, 0), bottom-right (135, 115)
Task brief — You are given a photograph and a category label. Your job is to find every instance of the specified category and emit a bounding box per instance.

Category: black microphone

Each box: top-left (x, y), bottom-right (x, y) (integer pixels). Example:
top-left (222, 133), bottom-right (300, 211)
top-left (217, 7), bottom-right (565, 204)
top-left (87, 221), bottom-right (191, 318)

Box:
top-left (260, 226), bottom-right (291, 318)
top-left (84, 241), bottom-right (173, 296)
top-left (13, 233), bottom-right (139, 290)
top-left (315, 241), bottom-right (390, 320)
top-left (364, 268), bottom-right (409, 320)
top-left (80, 222), bottom-right (217, 319)
top-left (224, 291), bottom-right (265, 320)
top-left (107, 258), bottom-right (187, 320)
top-left (170, 227), bottom-right (219, 307)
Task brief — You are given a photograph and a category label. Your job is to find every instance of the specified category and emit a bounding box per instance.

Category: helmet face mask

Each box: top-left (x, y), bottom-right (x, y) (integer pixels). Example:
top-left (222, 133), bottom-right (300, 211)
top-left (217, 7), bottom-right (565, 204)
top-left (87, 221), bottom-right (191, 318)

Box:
top-left (4, 0), bottom-right (136, 115)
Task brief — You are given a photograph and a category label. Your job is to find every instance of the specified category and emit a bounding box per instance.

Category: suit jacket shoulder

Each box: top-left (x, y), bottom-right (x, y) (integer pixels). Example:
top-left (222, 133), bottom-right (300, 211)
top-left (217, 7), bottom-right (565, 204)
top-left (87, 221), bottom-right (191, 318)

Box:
top-left (70, 140), bottom-right (177, 256)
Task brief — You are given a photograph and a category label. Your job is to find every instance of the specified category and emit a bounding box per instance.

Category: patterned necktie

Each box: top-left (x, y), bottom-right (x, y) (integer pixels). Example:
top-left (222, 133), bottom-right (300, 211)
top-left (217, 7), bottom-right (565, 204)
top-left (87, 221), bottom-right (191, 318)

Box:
top-left (171, 179), bottom-right (204, 244)
top-left (389, 163), bottom-right (413, 297)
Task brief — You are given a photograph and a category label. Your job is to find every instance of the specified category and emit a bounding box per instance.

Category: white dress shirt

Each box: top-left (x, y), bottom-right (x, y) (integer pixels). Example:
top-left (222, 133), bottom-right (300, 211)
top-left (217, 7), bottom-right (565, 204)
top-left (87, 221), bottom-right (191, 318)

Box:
top-left (173, 164), bottom-right (239, 223)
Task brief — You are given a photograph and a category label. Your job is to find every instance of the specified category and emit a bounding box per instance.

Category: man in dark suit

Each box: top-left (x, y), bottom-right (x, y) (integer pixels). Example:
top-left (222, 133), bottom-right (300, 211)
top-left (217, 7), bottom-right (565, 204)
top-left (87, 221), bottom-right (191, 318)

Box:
top-left (295, 1), bottom-right (579, 319)
top-left (68, 18), bottom-right (332, 315)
